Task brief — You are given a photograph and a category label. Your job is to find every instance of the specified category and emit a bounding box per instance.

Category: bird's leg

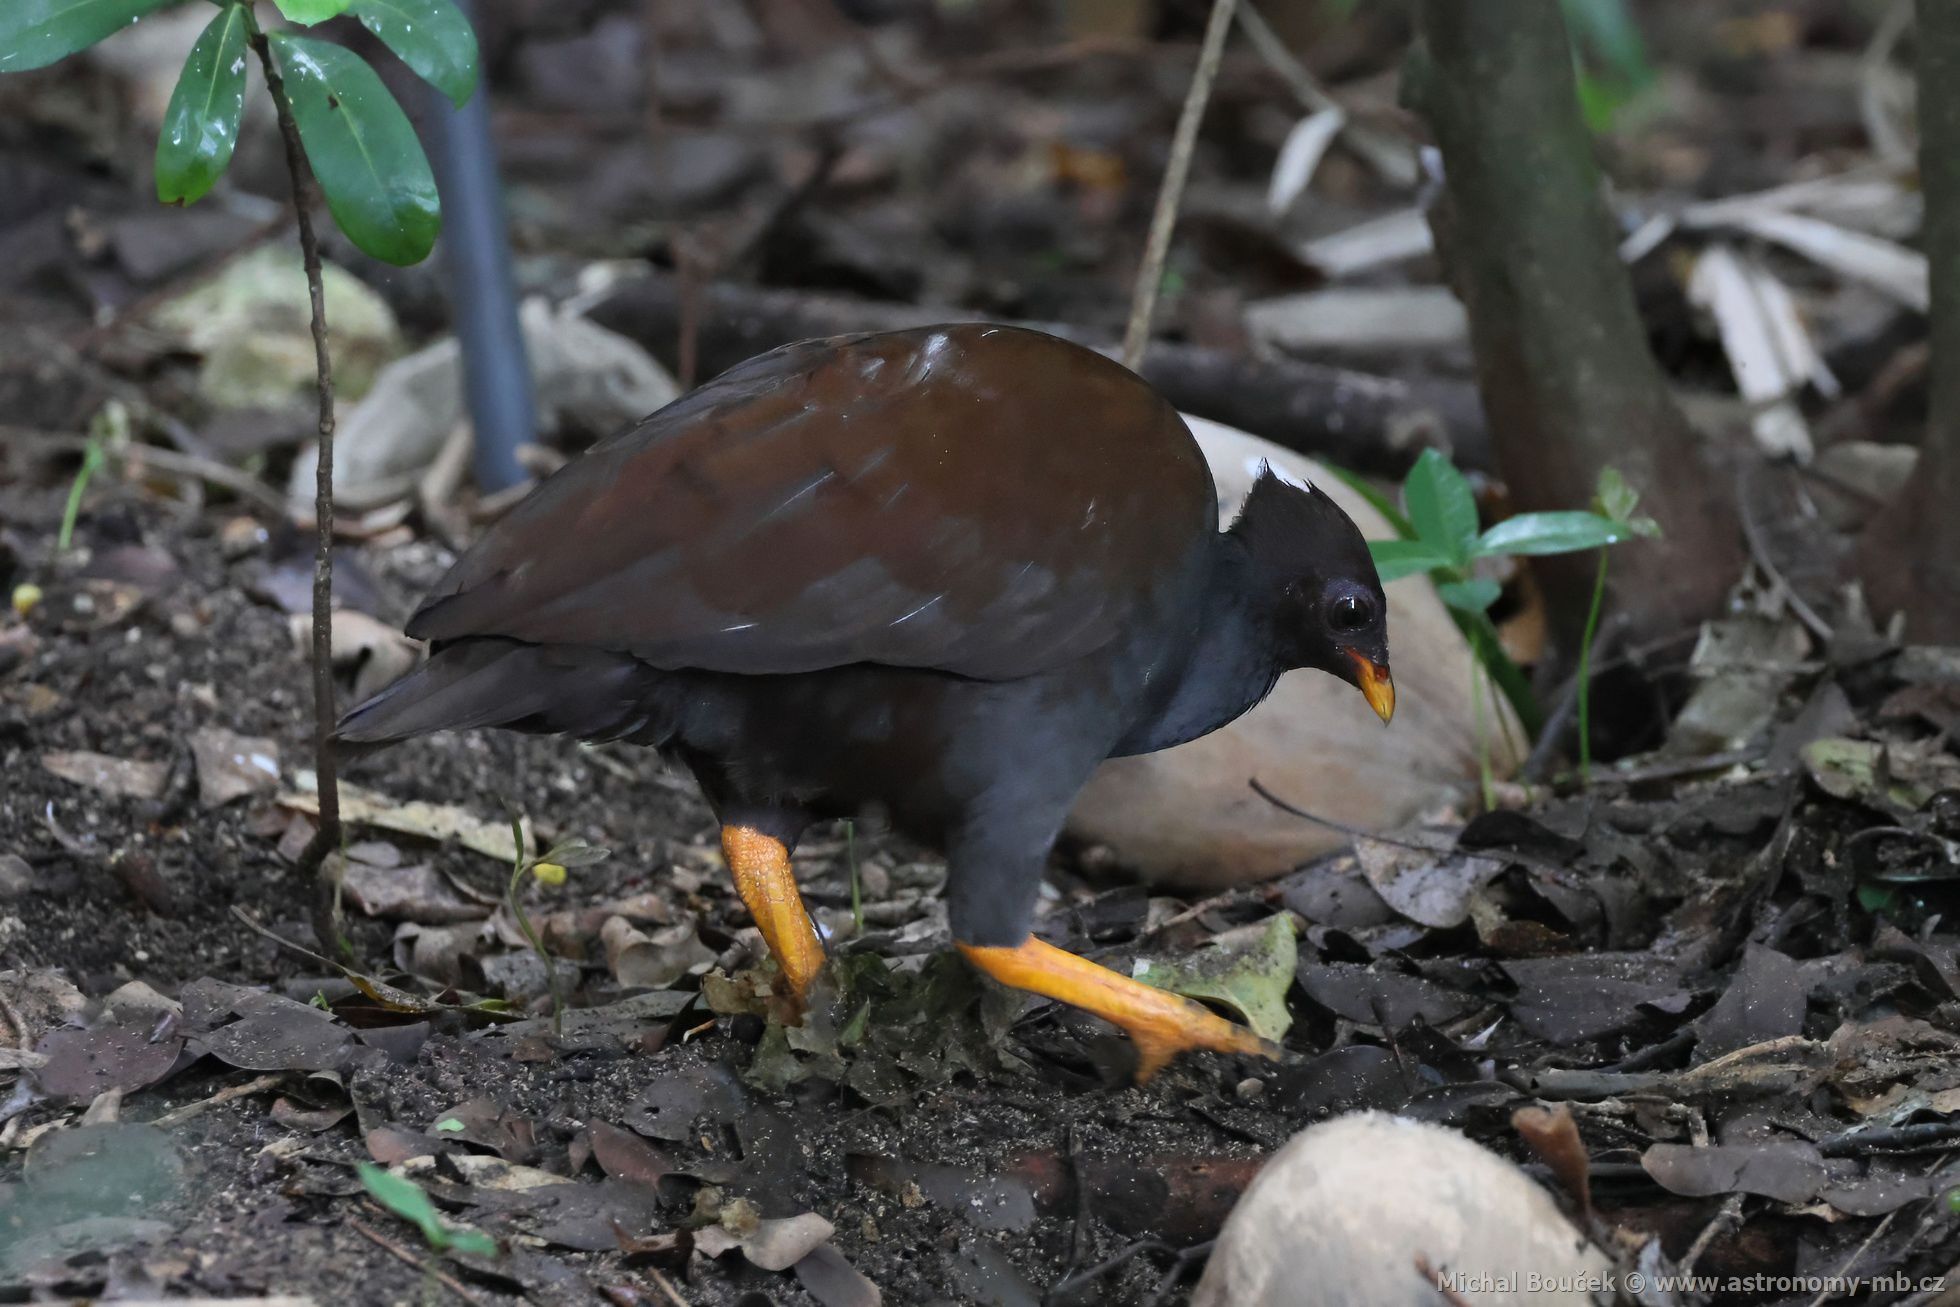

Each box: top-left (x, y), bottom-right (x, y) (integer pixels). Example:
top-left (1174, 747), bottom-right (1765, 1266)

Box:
top-left (958, 936), bottom-right (1281, 1083)
top-left (720, 825), bottom-right (826, 1006)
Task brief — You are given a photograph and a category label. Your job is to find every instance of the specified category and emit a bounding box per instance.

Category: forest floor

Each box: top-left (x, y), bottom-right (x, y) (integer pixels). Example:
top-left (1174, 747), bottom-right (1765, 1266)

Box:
top-left (6, 2), bottom-right (1960, 1304)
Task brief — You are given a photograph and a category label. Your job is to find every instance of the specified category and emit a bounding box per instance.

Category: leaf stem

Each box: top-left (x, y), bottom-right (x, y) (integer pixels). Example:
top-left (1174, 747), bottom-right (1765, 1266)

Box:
top-left (1576, 548), bottom-right (1609, 782)
top-left (248, 9), bottom-right (342, 954)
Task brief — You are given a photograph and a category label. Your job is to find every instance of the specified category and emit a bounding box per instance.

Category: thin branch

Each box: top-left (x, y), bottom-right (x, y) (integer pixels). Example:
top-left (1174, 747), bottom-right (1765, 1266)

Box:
top-left (2, 426), bottom-right (289, 516)
top-left (1122, 0), bottom-right (1238, 371)
top-left (247, 17), bottom-right (343, 953)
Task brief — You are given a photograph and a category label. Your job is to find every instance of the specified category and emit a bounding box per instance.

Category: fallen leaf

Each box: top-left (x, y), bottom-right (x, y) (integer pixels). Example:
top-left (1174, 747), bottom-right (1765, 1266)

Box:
top-left (282, 775), bottom-right (526, 863)
top-left (601, 916), bottom-right (714, 989)
top-left (1642, 1141), bottom-right (1826, 1204)
top-left (1511, 1104), bottom-right (1590, 1218)
top-left (1695, 944), bottom-right (1807, 1059)
top-left (189, 728), bottom-right (282, 808)
top-left (1354, 834), bottom-right (1505, 929)
top-left (34, 1020), bottom-right (185, 1101)
top-left (589, 1122), bottom-right (673, 1188)
top-left (1503, 953), bottom-right (1686, 1042)
top-left (1135, 915), bottom-right (1298, 1041)
top-left (343, 850), bottom-right (492, 924)
top-left (697, 1210), bottom-right (835, 1272)
top-left (41, 750), bottom-right (169, 801)
top-left (795, 1242), bottom-right (883, 1307)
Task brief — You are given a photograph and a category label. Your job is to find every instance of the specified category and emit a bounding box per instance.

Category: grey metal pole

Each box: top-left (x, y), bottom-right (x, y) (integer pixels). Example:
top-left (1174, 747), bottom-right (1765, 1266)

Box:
top-left (426, 0), bottom-right (532, 495)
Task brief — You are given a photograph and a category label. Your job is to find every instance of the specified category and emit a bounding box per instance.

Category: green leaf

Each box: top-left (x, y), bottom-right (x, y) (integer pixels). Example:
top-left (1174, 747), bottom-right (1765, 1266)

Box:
top-left (537, 841), bottom-right (610, 869)
top-left (1560, 0), bottom-right (1652, 91)
top-left (350, 0), bottom-right (477, 108)
top-left (155, 4), bottom-right (248, 205)
top-left (356, 1163), bottom-right (497, 1256)
top-left (0, 0), bottom-right (181, 73)
top-left (1593, 466), bottom-right (1638, 523)
top-left (1368, 539), bottom-right (1454, 583)
top-left (273, 0), bottom-right (353, 23)
top-left (1474, 510), bottom-right (1631, 558)
top-left (270, 33), bottom-right (439, 265)
top-left (1456, 609), bottom-right (1541, 736)
top-left (1135, 915), bottom-right (1297, 1042)
top-left (1437, 578), bottom-right (1500, 616)
top-left (1402, 449), bottom-right (1479, 563)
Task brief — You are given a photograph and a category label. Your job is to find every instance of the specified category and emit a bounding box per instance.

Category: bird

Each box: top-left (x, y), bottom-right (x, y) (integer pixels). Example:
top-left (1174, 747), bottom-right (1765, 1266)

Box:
top-left (338, 323), bottom-right (1393, 1080)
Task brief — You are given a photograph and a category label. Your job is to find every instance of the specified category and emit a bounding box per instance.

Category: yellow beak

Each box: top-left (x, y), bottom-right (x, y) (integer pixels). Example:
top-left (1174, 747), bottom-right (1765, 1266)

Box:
top-left (1346, 651), bottom-right (1395, 724)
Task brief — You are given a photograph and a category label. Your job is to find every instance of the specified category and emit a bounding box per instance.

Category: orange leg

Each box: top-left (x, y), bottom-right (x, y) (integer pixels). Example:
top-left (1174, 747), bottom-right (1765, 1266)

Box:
top-left (721, 825), bottom-right (826, 1005)
top-left (958, 936), bottom-right (1282, 1083)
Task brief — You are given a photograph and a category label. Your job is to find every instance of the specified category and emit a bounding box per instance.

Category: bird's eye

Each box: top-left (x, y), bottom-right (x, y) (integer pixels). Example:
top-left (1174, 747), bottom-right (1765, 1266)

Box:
top-left (1329, 594), bottom-right (1372, 632)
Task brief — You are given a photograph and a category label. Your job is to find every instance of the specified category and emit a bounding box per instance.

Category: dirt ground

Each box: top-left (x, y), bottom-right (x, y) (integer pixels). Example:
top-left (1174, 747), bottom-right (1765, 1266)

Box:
top-left (6, 2), bottom-right (1960, 1304)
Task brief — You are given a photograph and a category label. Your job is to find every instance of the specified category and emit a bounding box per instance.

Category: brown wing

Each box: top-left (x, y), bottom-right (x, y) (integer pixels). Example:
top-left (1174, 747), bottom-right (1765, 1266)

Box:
top-left (406, 325), bottom-right (1217, 679)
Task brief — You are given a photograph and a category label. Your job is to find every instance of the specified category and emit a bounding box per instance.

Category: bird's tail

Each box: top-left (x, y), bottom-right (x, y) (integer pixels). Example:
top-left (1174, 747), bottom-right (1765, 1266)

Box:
top-left (336, 637), bottom-right (659, 747)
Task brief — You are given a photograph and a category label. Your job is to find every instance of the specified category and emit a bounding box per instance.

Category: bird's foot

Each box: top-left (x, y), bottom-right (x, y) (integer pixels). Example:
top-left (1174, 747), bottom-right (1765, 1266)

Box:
top-left (722, 825), bottom-right (827, 1015)
top-left (958, 936), bottom-right (1282, 1083)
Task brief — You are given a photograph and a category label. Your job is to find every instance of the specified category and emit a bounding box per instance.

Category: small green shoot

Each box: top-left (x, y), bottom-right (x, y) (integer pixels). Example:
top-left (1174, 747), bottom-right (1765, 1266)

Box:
top-left (1367, 451), bottom-right (1658, 796)
top-left (500, 801), bottom-right (608, 1037)
top-left (845, 818), bottom-right (863, 938)
top-left (356, 1162), bottom-right (497, 1257)
top-left (1575, 468), bottom-right (1660, 780)
top-left (57, 402), bottom-right (130, 553)
top-left (434, 1117), bottom-right (465, 1133)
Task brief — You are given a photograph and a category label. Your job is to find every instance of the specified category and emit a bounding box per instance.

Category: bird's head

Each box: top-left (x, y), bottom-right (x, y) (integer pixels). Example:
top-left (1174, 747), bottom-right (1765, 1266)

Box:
top-left (1228, 465), bottom-right (1394, 723)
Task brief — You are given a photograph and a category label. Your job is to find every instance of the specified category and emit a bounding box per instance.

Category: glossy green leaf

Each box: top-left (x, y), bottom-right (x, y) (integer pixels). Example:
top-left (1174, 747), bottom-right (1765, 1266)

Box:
top-left (1402, 448), bottom-right (1479, 563)
top-left (155, 4), bottom-right (248, 205)
top-left (357, 1163), bottom-right (497, 1256)
top-left (350, 0), bottom-right (477, 108)
top-left (1474, 510), bottom-right (1631, 558)
top-left (0, 0), bottom-right (180, 72)
top-left (1368, 539), bottom-right (1454, 583)
top-left (1437, 578), bottom-right (1501, 616)
top-left (270, 33), bottom-right (440, 265)
top-left (273, 0), bottom-right (353, 23)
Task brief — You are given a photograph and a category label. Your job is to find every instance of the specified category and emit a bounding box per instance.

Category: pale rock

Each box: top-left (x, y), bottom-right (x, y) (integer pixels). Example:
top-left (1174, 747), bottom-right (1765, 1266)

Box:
top-left (1193, 1113), bottom-right (1611, 1307)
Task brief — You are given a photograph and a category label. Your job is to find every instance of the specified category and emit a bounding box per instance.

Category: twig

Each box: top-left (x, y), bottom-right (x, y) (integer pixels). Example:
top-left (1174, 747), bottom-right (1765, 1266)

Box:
top-left (1738, 463), bottom-right (1834, 642)
top-left (645, 1266), bottom-right (691, 1307)
top-left (1414, 1254), bottom-right (1475, 1307)
top-left (350, 1215), bottom-right (490, 1307)
top-left (1, 426), bottom-right (289, 517)
top-left (1122, 0), bottom-right (1238, 371)
top-left (151, 1072), bottom-right (287, 1127)
top-left (1805, 1206), bottom-right (1898, 1307)
top-left (247, 16), bottom-right (344, 955)
top-left (0, 985), bottom-right (28, 1053)
top-left (1678, 1193), bottom-right (1745, 1278)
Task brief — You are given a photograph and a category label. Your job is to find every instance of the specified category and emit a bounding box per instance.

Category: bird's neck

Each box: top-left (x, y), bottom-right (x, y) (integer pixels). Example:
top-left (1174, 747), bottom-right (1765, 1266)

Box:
top-left (1115, 534), bottom-right (1283, 757)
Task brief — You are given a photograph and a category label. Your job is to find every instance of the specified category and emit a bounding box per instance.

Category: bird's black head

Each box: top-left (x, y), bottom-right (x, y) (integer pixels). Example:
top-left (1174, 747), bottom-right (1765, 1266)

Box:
top-left (1228, 465), bottom-right (1394, 723)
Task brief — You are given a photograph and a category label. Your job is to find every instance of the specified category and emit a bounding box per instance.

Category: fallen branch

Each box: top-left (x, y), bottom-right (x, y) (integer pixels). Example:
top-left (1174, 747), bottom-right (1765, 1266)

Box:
top-left (587, 272), bottom-right (1490, 476)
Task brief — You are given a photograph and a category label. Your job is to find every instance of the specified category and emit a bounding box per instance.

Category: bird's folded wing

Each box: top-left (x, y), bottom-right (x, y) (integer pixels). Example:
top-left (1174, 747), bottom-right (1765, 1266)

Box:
top-left (406, 327), bottom-right (1215, 680)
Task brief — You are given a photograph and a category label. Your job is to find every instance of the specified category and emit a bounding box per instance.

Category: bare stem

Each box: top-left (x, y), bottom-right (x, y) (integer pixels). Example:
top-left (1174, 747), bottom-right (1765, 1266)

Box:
top-left (1575, 550), bottom-right (1608, 782)
top-left (1121, 0), bottom-right (1238, 372)
top-left (249, 17), bottom-right (342, 953)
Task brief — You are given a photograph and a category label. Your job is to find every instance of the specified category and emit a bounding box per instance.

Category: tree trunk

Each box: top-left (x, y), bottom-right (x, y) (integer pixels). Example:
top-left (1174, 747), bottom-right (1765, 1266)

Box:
top-left (1407, 0), bottom-right (1740, 650)
top-left (1862, 0), bottom-right (1960, 641)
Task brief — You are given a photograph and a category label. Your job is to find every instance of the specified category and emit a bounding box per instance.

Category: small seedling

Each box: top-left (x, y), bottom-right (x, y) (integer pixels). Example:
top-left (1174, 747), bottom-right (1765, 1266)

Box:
top-left (1366, 450), bottom-right (1657, 799)
top-left (356, 1162), bottom-right (496, 1258)
top-left (500, 802), bottom-right (609, 1037)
